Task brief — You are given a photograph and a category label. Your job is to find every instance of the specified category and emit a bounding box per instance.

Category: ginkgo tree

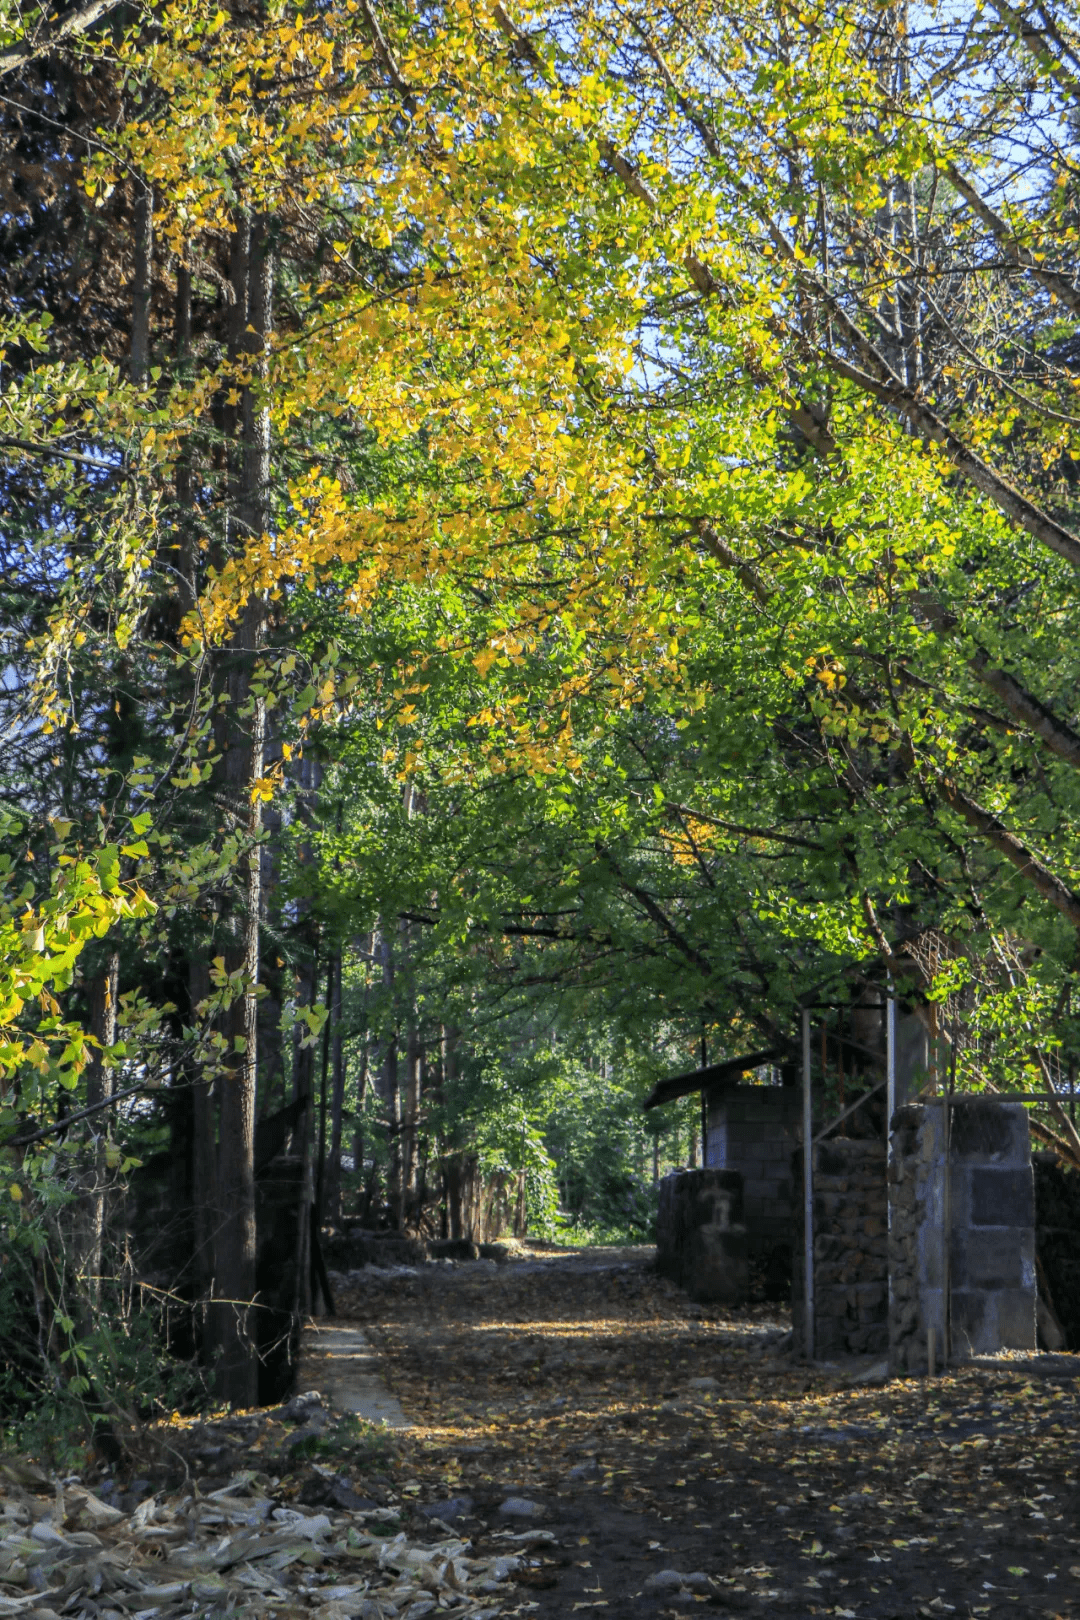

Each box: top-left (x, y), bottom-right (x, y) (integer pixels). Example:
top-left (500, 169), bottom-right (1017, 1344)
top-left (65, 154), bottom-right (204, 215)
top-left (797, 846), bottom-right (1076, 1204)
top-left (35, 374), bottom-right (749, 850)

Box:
top-left (472, 0), bottom-right (1080, 1107)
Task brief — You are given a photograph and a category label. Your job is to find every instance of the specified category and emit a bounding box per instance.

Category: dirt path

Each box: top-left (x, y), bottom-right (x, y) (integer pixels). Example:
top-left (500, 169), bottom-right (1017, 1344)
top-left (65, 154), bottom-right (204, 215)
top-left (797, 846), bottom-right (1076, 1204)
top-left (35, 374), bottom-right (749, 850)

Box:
top-left (328, 1244), bottom-right (1080, 1618)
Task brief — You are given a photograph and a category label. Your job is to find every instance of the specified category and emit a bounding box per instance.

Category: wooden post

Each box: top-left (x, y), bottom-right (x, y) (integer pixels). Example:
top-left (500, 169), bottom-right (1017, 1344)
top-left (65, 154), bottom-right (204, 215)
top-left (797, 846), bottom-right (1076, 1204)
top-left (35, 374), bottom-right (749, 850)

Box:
top-left (802, 1007), bottom-right (814, 1362)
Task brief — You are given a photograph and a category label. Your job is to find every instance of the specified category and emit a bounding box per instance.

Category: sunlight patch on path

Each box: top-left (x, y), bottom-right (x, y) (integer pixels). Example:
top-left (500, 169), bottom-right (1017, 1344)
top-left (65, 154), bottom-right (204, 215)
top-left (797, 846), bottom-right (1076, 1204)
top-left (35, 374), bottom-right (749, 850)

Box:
top-left (299, 1321), bottom-right (412, 1429)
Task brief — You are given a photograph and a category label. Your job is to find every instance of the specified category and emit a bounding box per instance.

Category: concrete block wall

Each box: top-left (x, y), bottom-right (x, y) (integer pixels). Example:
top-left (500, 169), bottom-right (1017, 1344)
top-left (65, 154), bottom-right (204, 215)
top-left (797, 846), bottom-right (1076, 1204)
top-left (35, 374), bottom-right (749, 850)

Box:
top-left (949, 1100), bottom-right (1036, 1358)
top-left (655, 1168), bottom-right (749, 1304)
top-left (888, 1100), bottom-right (1035, 1372)
top-left (705, 1085), bottom-right (799, 1246)
top-left (1035, 1157), bottom-right (1080, 1350)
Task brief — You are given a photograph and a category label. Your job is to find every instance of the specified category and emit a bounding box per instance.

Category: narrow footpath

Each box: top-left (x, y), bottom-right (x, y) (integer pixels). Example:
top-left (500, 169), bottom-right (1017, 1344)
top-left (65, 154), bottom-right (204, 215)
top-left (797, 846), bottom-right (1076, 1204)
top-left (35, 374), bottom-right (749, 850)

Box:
top-left (314, 1244), bottom-right (1080, 1619)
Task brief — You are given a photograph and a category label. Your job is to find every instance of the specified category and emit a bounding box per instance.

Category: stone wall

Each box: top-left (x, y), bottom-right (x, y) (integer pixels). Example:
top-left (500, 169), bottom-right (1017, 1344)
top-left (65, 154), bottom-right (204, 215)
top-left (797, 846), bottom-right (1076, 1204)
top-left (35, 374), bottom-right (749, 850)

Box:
top-left (888, 1100), bottom-right (1035, 1373)
top-left (887, 1106), bottom-right (929, 1372)
top-left (793, 1137), bottom-right (888, 1359)
top-left (655, 1168), bottom-right (748, 1304)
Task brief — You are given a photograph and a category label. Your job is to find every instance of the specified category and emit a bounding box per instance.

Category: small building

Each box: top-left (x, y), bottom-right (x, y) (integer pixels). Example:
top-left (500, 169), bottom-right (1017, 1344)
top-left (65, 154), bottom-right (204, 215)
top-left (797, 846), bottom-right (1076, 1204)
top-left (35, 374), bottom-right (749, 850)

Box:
top-left (646, 1030), bottom-right (1047, 1365)
top-left (645, 1048), bottom-right (798, 1303)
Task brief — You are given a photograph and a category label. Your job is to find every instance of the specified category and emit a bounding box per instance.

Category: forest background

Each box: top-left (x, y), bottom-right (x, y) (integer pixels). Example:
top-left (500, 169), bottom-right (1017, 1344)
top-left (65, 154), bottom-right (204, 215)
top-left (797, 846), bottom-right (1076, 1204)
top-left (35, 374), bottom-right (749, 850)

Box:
top-left (3, 0), bottom-right (1080, 1453)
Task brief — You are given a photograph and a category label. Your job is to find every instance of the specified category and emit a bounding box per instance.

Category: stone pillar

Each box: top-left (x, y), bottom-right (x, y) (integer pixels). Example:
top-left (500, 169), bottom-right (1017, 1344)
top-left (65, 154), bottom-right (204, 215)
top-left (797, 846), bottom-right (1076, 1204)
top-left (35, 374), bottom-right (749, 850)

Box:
top-left (950, 1100), bottom-right (1036, 1357)
top-left (706, 1085), bottom-right (799, 1297)
top-left (887, 1105), bottom-right (926, 1373)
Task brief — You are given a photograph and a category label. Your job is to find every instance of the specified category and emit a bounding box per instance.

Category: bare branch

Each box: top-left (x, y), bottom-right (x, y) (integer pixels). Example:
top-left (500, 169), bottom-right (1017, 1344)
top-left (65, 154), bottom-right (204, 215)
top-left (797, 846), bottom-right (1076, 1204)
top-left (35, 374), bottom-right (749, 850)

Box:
top-left (944, 163), bottom-right (1080, 317)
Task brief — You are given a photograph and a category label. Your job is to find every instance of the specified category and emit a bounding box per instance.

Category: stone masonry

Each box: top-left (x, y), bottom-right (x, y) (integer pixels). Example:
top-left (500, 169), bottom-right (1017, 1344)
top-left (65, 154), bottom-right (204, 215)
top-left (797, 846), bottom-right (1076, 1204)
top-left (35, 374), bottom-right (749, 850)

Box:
top-left (667, 1081), bottom-right (1040, 1365)
top-left (793, 1137), bottom-right (889, 1359)
top-left (1035, 1157), bottom-right (1080, 1350)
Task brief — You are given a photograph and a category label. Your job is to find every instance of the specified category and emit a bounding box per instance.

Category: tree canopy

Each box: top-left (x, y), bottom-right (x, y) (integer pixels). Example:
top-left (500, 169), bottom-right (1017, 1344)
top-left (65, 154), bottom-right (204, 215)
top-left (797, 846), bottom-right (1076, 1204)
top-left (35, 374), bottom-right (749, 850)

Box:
top-left (2, 0), bottom-right (1080, 1442)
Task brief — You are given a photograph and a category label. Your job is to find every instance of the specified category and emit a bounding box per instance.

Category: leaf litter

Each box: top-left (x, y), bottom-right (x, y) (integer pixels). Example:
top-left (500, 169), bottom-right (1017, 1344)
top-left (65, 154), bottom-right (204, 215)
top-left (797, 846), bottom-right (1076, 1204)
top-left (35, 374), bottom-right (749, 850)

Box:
top-left (0, 1403), bottom-right (531, 1620)
top-left (329, 1245), bottom-right (1080, 1618)
top-left (6, 1246), bottom-right (1078, 1620)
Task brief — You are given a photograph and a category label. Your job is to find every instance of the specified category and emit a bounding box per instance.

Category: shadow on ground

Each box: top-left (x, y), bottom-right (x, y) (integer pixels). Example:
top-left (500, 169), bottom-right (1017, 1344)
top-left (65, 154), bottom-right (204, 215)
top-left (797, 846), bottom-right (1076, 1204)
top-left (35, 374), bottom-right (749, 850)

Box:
top-left (329, 1244), bottom-right (1080, 1619)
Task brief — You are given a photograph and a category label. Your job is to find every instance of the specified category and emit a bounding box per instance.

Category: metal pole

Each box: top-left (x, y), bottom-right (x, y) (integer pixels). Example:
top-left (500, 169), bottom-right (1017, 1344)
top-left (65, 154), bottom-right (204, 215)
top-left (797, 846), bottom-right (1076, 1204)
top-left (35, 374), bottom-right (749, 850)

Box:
top-left (886, 993), bottom-right (896, 1336)
top-left (886, 993), bottom-right (897, 1125)
top-left (943, 1019), bottom-right (957, 1366)
top-left (802, 1007), bottom-right (814, 1362)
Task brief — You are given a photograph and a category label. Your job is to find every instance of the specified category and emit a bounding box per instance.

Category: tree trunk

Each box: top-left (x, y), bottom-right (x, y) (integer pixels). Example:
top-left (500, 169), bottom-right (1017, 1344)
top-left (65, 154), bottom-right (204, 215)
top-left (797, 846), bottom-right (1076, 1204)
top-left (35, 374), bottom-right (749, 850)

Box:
top-left (385, 1032), bottom-right (402, 1228)
top-left (213, 625), bottom-right (264, 1406)
top-left (256, 738), bottom-right (287, 1121)
top-left (404, 1014), bottom-right (421, 1219)
top-left (211, 210), bottom-right (272, 1409)
top-left (351, 1036), bottom-right (369, 1223)
top-left (316, 954), bottom-right (333, 1221)
top-left (293, 1102), bottom-right (314, 1322)
top-left (446, 1155), bottom-right (462, 1240)
top-left (377, 926), bottom-right (404, 1228)
top-left (325, 952), bottom-right (345, 1224)
top-left (76, 951), bottom-right (119, 1305)
top-left (189, 958), bottom-right (217, 1339)
top-left (129, 184), bottom-right (152, 385)
top-left (291, 947), bottom-right (318, 1326)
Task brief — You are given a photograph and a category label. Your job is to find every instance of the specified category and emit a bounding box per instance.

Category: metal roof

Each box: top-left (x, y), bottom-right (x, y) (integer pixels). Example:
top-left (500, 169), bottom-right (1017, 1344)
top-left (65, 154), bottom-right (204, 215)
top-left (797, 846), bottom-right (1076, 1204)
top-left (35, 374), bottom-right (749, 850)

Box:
top-left (641, 1048), bottom-right (788, 1111)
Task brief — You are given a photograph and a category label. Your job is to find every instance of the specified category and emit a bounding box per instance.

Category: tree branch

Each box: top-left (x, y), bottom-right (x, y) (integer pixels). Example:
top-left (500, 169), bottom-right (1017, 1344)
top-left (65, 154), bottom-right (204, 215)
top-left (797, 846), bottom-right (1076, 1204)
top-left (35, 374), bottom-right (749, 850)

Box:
top-left (944, 164), bottom-right (1080, 317)
top-left (818, 340), bottom-right (1080, 571)
top-left (968, 650), bottom-right (1080, 769)
top-left (936, 777), bottom-right (1080, 929)
top-left (663, 801), bottom-right (826, 851)
top-left (0, 433), bottom-right (120, 472)
top-left (7, 1080), bottom-right (148, 1147)
top-left (0, 0), bottom-right (122, 78)
top-left (595, 841), bottom-right (715, 978)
